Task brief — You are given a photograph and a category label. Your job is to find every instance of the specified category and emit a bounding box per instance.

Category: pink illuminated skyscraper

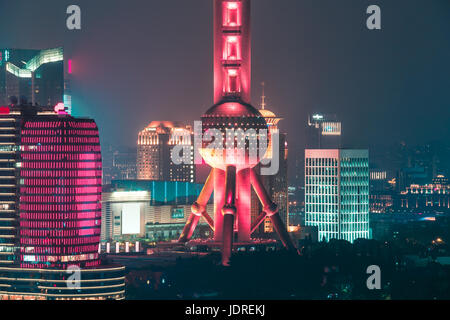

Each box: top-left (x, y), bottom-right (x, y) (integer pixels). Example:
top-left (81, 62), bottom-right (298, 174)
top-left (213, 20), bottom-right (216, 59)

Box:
top-left (19, 117), bottom-right (102, 269)
top-left (0, 104), bottom-right (125, 300)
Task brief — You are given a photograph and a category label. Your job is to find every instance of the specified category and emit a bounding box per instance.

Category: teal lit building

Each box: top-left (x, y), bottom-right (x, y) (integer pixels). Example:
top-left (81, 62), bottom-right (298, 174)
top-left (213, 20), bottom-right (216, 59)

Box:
top-left (110, 179), bottom-right (203, 205)
top-left (0, 47), bottom-right (71, 113)
top-left (305, 149), bottom-right (370, 243)
top-left (101, 180), bottom-right (213, 242)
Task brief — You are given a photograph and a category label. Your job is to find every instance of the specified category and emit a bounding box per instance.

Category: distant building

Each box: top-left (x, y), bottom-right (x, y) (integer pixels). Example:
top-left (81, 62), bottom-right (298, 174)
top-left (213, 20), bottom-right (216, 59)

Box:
top-left (370, 169), bottom-right (394, 213)
top-left (251, 86), bottom-right (289, 233)
top-left (305, 149), bottom-right (370, 243)
top-left (397, 167), bottom-right (429, 192)
top-left (306, 113), bottom-right (342, 149)
top-left (396, 181), bottom-right (450, 213)
top-left (433, 174), bottom-right (448, 186)
top-left (0, 48), bottom-right (71, 113)
top-left (101, 180), bottom-right (214, 242)
top-left (394, 143), bottom-right (445, 191)
top-left (113, 147), bottom-right (137, 179)
top-left (370, 193), bottom-right (394, 213)
top-left (102, 145), bottom-right (137, 185)
top-left (292, 113), bottom-right (342, 213)
top-left (289, 225), bottom-right (318, 245)
top-left (137, 121), bottom-right (195, 182)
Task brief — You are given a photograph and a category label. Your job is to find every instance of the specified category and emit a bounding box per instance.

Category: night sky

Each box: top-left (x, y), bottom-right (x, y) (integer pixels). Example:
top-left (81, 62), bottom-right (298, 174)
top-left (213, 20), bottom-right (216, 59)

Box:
top-left (0, 0), bottom-right (449, 155)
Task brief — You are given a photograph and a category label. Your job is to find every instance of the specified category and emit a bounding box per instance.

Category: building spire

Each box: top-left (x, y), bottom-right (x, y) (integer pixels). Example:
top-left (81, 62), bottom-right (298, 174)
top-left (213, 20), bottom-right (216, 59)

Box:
top-left (260, 81), bottom-right (266, 110)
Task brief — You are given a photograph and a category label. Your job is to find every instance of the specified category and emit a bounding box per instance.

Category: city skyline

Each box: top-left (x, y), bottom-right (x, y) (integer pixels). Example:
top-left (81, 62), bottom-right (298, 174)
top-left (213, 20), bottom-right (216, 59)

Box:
top-left (0, 0), bottom-right (449, 303)
top-left (0, 0), bottom-right (449, 159)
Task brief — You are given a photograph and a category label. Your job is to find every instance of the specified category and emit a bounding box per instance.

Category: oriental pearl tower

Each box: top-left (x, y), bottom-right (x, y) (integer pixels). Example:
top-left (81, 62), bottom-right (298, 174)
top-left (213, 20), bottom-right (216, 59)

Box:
top-left (178, 0), bottom-right (297, 266)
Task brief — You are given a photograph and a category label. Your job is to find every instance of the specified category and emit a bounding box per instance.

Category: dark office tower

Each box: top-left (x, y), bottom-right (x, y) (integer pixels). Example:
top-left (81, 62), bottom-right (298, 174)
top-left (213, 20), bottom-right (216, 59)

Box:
top-left (102, 144), bottom-right (114, 185)
top-left (103, 145), bottom-right (137, 185)
top-left (306, 113), bottom-right (342, 149)
top-left (261, 132), bottom-right (288, 232)
top-left (137, 121), bottom-right (195, 182)
top-left (254, 86), bottom-right (289, 233)
top-left (112, 147), bottom-right (137, 180)
top-left (0, 104), bottom-right (21, 265)
top-left (0, 48), bottom-right (70, 111)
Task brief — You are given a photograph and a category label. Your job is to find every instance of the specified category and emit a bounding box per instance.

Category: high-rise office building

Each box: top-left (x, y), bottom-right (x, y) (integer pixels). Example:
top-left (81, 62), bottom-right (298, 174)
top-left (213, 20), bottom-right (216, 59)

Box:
top-left (0, 104), bottom-right (125, 300)
top-left (294, 114), bottom-right (342, 196)
top-left (0, 103), bottom-right (59, 265)
top-left (19, 117), bottom-right (102, 269)
top-left (0, 48), bottom-right (71, 113)
top-left (396, 180), bottom-right (450, 213)
top-left (305, 149), bottom-right (370, 243)
top-left (137, 121), bottom-right (195, 182)
top-left (112, 147), bottom-right (137, 180)
top-left (306, 113), bottom-right (342, 149)
top-left (103, 145), bottom-right (137, 185)
top-left (253, 86), bottom-right (289, 233)
top-left (369, 169), bottom-right (394, 213)
top-left (0, 105), bottom-right (21, 265)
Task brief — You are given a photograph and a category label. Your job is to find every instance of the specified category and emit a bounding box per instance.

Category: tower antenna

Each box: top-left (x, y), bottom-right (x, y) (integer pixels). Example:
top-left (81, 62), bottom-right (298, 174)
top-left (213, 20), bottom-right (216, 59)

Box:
top-left (260, 81), bottom-right (266, 110)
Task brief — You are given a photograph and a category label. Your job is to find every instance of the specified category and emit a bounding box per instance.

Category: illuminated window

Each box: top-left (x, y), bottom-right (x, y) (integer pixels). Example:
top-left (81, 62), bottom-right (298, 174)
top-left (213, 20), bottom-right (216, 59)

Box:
top-left (224, 36), bottom-right (240, 60)
top-left (223, 2), bottom-right (241, 27)
top-left (225, 69), bottom-right (240, 94)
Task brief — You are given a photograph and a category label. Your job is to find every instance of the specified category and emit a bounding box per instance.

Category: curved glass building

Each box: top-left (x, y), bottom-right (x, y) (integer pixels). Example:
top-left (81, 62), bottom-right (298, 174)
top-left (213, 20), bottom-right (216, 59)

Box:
top-left (19, 117), bottom-right (102, 269)
top-left (0, 105), bottom-right (125, 300)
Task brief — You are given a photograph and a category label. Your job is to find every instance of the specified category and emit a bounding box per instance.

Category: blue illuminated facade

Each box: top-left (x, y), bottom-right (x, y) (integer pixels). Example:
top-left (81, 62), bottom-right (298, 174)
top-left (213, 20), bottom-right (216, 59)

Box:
top-left (305, 149), bottom-right (370, 243)
top-left (110, 179), bottom-right (206, 205)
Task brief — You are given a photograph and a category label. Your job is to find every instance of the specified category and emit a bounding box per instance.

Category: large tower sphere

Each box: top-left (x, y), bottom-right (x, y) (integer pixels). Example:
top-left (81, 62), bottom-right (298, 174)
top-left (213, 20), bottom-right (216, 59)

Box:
top-left (200, 100), bottom-right (269, 170)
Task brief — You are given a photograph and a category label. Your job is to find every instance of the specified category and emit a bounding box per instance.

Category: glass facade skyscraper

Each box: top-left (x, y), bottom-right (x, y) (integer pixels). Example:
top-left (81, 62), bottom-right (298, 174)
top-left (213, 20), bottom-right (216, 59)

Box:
top-left (137, 121), bottom-right (195, 183)
top-left (254, 107), bottom-right (289, 234)
top-left (306, 114), bottom-right (342, 149)
top-left (0, 48), bottom-right (69, 110)
top-left (305, 149), bottom-right (370, 243)
top-left (0, 104), bottom-right (125, 300)
top-left (19, 117), bottom-right (102, 269)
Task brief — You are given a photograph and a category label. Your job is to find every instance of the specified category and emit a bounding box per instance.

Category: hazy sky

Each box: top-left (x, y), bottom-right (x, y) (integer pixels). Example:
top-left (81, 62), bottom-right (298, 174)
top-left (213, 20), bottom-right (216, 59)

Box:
top-left (1, 0), bottom-right (449, 156)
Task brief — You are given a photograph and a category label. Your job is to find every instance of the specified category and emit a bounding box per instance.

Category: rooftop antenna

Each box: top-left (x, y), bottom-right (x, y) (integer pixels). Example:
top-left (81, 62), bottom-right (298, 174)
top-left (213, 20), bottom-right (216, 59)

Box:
top-left (260, 81), bottom-right (266, 110)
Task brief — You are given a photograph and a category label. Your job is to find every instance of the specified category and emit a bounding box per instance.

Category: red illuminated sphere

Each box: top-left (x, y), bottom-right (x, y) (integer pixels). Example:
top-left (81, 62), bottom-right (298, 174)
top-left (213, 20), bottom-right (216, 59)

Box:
top-left (200, 100), bottom-right (268, 170)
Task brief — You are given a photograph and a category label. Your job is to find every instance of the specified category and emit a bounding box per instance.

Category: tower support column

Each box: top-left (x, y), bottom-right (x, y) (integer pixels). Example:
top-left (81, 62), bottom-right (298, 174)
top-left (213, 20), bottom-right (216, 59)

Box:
top-left (179, 169), bottom-right (215, 243)
top-left (213, 168), bottom-right (226, 242)
top-left (221, 165), bottom-right (237, 266)
top-left (236, 168), bottom-right (251, 242)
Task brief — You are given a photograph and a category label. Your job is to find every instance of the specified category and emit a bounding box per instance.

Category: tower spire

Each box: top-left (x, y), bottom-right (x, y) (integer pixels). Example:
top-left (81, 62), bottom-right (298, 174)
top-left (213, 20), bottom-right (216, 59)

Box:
top-left (214, 0), bottom-right (251, 104)
top-left (260, 81), bottom-right (266, 110)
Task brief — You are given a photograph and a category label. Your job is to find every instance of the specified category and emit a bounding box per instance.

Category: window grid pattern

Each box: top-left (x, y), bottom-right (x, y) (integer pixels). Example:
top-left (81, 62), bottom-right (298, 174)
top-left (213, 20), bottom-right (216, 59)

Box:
top-left (340, 157), bottom-right (370, 243)
top-left (305, 151), bottom-right (370, 243)
top-left (18, 118), bottom-right (102, 269)
top-left (305, 157), bottom-right (339, 242)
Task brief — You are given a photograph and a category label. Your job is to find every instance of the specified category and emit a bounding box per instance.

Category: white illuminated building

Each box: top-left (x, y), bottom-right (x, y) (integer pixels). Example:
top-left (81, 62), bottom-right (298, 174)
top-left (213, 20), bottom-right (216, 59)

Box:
top-left (305, 149), bottom-right (370, 243)
top-left (101, 190), bottom-right (150, 241)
